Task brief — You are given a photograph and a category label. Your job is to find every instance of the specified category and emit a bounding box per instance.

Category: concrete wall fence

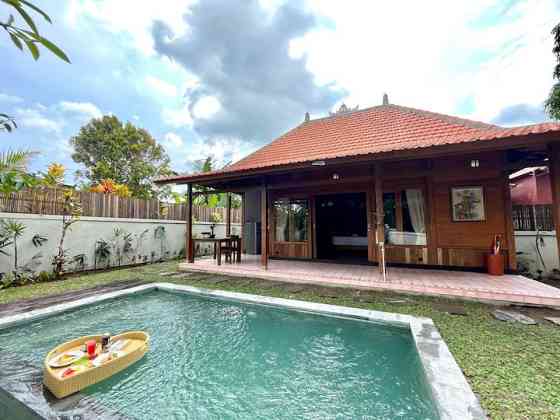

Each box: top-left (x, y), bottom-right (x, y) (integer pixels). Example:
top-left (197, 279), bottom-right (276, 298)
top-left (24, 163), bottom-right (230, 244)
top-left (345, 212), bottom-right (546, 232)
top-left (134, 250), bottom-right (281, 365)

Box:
top-left (0, 212), bottom-right (240, 275)
top-left (1, 211), bottom-right (555, 278)
top-left (514, 231), bottom-right (559, 275)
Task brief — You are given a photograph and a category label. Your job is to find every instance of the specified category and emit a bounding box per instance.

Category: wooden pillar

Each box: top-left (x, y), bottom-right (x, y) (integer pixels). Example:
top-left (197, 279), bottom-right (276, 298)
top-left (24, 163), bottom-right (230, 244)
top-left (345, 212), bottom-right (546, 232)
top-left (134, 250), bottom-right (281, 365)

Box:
top-left (186, 184), bottom-right (194, 263)
top-left (502, 170), bottom-right (517, 271)
top-left (366, 168), bottom-right (376, 263)
top-left (548, 144), bottom-right (560, 266)
top-left (241, 192), bottom-right (245, 253)
top-left (425, 172), bottom-right (438, 265)
top-left (374, 163), bottom-right (384, 257)
top-left (261, 184), bottom-right (269, 269)
top-left (225, 193), bottom-right (232, 237)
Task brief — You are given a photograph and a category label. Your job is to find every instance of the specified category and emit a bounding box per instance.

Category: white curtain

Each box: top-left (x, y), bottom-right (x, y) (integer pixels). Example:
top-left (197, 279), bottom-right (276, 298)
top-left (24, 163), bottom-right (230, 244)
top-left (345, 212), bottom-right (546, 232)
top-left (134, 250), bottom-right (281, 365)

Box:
top-left (405, 189), bottom-right (425, 234)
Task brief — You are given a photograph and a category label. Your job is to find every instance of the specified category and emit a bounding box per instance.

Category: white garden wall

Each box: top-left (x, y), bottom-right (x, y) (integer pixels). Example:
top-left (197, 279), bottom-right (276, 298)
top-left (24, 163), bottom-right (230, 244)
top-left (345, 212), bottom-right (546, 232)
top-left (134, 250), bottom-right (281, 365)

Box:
top-left (0, 213), bottom-right (240, 275)
top-left (514, 231), bottom-right (559, 275)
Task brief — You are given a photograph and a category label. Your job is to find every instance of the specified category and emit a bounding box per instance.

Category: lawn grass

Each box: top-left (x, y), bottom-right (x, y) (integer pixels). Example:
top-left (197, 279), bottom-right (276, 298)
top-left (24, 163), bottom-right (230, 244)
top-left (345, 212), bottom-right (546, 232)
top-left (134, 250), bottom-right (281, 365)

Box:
top-left (1, 261), bottom-right (560, 419)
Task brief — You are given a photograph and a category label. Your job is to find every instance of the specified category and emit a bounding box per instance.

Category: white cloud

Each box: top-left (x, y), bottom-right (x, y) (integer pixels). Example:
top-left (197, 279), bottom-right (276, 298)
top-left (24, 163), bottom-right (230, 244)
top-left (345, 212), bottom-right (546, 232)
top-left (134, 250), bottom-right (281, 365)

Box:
top-left (59, 101), bottom-right (103, 120)
top-left (162, 104), bottom-right (193, 128)
top-left (192, 96), bottom-right (221, 119)
top-left (187, 137), bottom-right (256, 168)
top-left (161, 132), bottom-right (186, 166)
top-left (163, 132), bottom-right (184, 148)
top-left (65, 0), bottom-right (194, 54)
top-left (15, 107), bottom-right (63, 133)
top-left (145, 75), bottom-right (178, 97)
top-left (0, 93), bottom-right (24, 104)
top-left (298, 0), bottom-right (559, 122)
top-left (160, 132), bottom-right (257, 172)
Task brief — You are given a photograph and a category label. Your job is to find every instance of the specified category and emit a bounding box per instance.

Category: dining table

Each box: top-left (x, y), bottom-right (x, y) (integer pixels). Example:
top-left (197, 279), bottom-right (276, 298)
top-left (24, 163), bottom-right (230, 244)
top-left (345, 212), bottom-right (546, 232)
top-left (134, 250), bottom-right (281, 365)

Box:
top-left (192, 237), bottom-right (242, 265)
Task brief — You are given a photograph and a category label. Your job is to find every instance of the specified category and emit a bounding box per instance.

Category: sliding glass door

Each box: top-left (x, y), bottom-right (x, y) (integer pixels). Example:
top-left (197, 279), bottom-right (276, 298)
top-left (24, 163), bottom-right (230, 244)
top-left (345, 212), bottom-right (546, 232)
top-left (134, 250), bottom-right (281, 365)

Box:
top-left (271, 198), bottom-right (311, 258)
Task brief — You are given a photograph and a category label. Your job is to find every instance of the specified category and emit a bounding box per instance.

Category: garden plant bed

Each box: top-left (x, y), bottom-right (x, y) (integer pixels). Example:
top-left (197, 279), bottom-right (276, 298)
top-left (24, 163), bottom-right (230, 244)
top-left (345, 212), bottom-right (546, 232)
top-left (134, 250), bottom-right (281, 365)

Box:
top-left (1, 261), bottom-right (559, 419)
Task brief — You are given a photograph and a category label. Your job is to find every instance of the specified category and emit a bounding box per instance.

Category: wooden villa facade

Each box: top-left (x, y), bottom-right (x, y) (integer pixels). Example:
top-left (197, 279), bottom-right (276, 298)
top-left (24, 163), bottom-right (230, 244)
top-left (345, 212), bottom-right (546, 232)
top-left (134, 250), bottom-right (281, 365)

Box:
top-left (157, 98), bottom-right (560, 273)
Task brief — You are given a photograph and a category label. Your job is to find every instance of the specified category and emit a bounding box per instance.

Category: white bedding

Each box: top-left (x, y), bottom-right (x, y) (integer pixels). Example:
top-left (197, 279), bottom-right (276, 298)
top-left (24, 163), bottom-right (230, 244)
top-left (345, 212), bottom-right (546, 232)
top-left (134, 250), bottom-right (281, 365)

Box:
top-left (332, 236), bottom-right (368, 246)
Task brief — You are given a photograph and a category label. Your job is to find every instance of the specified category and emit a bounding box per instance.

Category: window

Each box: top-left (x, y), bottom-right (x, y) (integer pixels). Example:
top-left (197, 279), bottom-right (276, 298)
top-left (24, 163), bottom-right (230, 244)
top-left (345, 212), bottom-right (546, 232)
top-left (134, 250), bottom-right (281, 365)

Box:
top-left (273, 199), bottom-right (309, 242)
top-left (382, 189), bottom-right (426, 246)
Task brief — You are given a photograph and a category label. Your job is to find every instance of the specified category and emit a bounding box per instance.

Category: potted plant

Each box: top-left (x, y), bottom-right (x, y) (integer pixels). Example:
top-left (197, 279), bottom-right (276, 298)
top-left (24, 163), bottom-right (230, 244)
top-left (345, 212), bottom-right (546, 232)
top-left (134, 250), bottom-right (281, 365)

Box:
top-left (209, 212), bottom-right (222, 238)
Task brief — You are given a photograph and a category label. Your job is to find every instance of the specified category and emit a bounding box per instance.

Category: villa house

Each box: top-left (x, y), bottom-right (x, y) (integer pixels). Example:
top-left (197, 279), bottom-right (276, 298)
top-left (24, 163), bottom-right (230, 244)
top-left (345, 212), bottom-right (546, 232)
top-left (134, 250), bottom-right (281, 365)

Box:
top-left (157, 96), bottom-right (560, 275)
top-left (510, 166), bottom-right (552, 206)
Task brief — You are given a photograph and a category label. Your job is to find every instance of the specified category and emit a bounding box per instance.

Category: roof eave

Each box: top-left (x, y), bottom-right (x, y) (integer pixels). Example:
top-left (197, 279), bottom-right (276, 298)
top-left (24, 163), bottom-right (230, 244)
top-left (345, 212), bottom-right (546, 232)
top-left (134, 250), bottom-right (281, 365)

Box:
top-left (155, 130), bottom-right (559, 186)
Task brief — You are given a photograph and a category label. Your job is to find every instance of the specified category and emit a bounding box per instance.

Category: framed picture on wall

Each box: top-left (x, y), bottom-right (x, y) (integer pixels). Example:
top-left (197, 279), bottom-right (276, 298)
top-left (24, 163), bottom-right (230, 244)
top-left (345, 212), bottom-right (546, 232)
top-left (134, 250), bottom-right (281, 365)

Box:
top-left (451, 186), bottom-right (485, 222)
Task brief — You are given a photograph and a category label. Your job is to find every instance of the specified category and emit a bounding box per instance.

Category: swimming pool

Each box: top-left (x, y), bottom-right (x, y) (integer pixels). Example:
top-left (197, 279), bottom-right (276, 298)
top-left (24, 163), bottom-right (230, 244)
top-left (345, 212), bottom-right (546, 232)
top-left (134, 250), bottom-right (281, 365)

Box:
top-left (0, 283), bottom-right (485, 419)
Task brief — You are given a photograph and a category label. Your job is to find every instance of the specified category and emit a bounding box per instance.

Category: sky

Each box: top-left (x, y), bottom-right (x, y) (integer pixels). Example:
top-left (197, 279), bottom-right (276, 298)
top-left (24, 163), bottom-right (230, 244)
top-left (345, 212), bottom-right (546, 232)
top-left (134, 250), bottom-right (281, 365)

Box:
top-left (1, 0), bottom-right (559, 184)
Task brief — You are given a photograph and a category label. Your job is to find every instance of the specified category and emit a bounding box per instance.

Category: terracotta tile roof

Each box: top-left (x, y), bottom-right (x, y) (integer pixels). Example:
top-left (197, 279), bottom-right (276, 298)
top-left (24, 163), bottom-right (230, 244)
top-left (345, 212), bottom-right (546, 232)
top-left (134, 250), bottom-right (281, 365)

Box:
top-left (159, 104), bottom-right (560, 183)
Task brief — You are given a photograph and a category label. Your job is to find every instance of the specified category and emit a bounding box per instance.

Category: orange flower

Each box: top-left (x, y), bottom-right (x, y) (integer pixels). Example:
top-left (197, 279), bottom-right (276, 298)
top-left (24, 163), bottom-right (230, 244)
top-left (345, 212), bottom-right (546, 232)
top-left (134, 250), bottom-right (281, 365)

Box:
top-left (100, 179), bottom-right (116, 193)
top-left (89, 184), bottom-right (105, 193)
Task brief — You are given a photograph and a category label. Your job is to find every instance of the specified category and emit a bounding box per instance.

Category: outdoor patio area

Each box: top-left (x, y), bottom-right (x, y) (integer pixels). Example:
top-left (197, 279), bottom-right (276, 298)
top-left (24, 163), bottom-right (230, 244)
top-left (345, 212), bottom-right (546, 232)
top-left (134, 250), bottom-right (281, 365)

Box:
top-left (180, 255), bottom-right (560, 307)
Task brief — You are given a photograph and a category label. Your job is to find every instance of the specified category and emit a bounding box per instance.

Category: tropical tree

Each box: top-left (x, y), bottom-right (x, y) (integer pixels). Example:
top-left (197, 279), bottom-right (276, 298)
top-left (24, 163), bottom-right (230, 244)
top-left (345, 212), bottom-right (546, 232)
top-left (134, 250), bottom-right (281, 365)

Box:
top-left (1, 219), bottom-right (25, 269)
top-left (0, 149), bottom-right (39, 195)
top-left (192, 156), bottom-right (220, 207)
top-left (546, 22), bottom-right (560, 120)
top-left (182, 156), bottom-right (241, 208)
top-left (70, 116), bottom-right (172, 198)
top-left (52, 190), bottom-right (81, 278)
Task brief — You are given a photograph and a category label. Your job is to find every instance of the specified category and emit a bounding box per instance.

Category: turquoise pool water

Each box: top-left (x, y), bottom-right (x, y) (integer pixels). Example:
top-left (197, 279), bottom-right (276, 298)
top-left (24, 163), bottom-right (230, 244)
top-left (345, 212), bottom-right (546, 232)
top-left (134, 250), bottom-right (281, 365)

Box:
top-left (0, 291), bottom-right (438, 419)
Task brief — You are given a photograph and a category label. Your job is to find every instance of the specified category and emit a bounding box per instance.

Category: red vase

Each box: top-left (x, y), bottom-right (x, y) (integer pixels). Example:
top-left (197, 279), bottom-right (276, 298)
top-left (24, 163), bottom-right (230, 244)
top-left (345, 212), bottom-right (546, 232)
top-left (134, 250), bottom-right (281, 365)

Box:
top-left (486, 253), bottom-right (504, 276)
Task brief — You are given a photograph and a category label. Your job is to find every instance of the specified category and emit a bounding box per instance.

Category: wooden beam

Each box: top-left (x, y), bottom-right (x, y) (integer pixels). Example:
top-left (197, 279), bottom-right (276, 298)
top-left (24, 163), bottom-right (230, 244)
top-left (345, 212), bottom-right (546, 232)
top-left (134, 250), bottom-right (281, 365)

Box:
top-left (186, 184), bottom-right (194, 263)
top-left (192, 190), bottom-right (233, 196)
top-left (374, 163), bottom-right (384, 262)
top-left (366, 168), bottom-right (376, 263)
top-left (225, 193), bottom-right (231, 237)
top-left (548, 144), bottom-right (560, 266)
top-left (261, 184), bottom-right (269, 269)
top-left (241, 192), bottom-right (245, 253)
top-left (425, 174), bottom-right (438, 265)
top-left (502, 171), bottom-right (517, 271)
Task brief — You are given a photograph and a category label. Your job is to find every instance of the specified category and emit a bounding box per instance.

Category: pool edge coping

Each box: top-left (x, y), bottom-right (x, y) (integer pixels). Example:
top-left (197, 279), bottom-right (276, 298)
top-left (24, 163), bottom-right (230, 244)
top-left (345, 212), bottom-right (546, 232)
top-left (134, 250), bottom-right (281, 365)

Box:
top-left (0, 282), bottom-right (486, 420)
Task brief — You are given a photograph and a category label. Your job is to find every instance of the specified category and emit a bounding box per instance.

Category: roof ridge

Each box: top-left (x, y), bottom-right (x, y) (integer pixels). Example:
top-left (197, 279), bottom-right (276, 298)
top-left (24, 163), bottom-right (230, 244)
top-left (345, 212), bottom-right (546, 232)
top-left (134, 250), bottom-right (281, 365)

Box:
top-left (304, 104), bottom-right (386, 123)
top-left (305, 102), bottom-right (504, 131)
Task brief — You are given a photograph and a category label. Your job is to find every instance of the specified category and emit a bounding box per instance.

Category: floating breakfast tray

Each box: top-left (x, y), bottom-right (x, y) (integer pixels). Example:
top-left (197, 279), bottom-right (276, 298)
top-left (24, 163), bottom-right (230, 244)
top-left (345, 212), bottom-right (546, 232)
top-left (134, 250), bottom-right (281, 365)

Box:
top-left (43, 331), bottom-right (149, 399)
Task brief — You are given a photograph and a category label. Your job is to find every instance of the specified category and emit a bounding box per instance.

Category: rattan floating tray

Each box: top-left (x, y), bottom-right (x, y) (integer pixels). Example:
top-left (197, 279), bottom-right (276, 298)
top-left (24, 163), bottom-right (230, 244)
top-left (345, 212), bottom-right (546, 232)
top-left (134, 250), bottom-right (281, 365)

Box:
top-left (43, 331), bottom-right (149, 399)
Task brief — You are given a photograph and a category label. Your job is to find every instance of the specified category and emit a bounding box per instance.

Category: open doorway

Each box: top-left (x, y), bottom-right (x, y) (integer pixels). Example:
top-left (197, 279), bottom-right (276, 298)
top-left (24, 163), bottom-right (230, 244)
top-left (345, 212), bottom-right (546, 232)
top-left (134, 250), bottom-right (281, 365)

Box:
top-left (315, 192), bottom-right (368, 263)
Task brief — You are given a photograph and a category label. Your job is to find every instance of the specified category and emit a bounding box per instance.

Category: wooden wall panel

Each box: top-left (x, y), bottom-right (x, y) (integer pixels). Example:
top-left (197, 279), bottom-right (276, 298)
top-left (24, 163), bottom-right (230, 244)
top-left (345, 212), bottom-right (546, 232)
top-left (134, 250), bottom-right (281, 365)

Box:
top-left (435, 248), bottom-right (509, 268)
top-left (263, 150), bottom-right (516, 270)
top-left (433, 179), bottom-right (507, 249)
top-left (271, 242), bottom-right (310, 259)
top-left (385, 246), bottom-right (429, 265)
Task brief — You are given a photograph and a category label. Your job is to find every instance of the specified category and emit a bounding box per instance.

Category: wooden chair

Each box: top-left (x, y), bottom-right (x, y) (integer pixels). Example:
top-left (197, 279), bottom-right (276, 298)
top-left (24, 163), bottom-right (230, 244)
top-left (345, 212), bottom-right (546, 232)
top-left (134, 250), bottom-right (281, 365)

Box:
top-left (230, 236), bottom-right (241, 263)
top-left (219, 239), bottom-right (235, 264)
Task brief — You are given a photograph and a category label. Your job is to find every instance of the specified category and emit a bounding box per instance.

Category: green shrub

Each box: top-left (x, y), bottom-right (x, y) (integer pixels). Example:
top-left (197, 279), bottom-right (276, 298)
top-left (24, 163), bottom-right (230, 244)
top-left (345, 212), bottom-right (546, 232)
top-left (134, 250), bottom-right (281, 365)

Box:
top-left (36, 271), bottom-right (55, 283)
top-left (0, 272), bottom-right (15, 289)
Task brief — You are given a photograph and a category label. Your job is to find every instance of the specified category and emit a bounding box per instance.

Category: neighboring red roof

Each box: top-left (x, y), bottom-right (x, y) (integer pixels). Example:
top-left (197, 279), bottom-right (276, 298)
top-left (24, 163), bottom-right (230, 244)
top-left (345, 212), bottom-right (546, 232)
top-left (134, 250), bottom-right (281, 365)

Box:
top-left (158, 103), bottom-right (560, 183)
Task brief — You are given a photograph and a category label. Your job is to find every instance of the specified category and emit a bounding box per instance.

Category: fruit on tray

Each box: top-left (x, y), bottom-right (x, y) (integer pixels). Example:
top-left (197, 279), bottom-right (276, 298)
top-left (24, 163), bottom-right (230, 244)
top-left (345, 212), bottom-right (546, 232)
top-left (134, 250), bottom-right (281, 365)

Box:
top-left (48, 350), bottom-right (85, 368)
top-left (43, 332), bottom-right (149, 399)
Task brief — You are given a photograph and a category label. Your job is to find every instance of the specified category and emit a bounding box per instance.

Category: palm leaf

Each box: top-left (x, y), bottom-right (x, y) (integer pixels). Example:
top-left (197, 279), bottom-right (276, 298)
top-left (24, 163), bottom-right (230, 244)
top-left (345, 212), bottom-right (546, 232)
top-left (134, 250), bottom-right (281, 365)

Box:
top-left (0, 149), bottom-right (37, 172)
top-left (19, 0), bottom-right (52, 23)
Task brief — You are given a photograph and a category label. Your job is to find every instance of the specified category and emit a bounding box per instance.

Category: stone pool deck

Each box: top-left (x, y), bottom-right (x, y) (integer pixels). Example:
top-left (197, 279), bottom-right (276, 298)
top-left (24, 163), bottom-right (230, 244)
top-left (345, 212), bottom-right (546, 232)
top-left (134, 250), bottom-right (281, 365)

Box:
top-left (0, 279), bottom-right (145, 318)
top-left (181, 255), bottom-right (560, 308)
